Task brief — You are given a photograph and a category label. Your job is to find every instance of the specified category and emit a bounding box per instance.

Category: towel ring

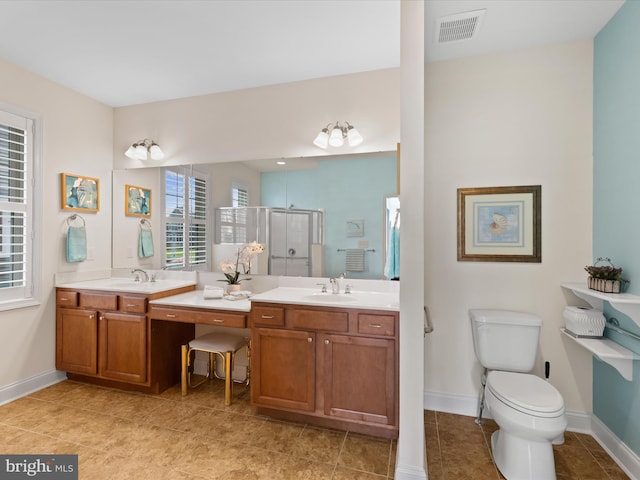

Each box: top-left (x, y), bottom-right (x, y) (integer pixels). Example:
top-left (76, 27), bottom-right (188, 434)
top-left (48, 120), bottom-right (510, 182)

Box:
top-left (140, 218), bottom-right (152, 230)
top-left (66, 214), bottom-right (85, 228)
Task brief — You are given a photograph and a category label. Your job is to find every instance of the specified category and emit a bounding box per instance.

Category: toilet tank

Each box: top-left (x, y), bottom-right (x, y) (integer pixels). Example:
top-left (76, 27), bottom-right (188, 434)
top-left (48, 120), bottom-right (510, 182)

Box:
top-left (469, 309), bottom-right (542, 373)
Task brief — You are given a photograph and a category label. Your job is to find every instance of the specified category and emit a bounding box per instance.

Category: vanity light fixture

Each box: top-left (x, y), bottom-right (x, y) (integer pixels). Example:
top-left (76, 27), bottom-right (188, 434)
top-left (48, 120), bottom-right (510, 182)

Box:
top-left (125, 138), bottom-right (165, 161)
top-left (313, 121), bottom-right (363, 149)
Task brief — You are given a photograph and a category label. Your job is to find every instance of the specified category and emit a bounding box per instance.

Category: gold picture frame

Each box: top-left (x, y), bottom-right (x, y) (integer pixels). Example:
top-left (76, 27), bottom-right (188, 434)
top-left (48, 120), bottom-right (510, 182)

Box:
top-left (125, 184), bottom-right (152, 217)
top-left (61, 173), bottom-right (100, 212)
top-left (457, 185), bottom-right (541, 263)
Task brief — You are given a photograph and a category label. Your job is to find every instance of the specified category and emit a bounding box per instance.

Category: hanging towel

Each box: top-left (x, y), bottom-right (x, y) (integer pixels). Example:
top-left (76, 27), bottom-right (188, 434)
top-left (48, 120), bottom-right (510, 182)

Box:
top-left (384, 226), bottom-right (400, 279)
top-left (138, 229), bottom-right (154, 258)
top-left (345, 249), bottom-right (365, 272)
top-left (66, 226), bottom-right (87, 263)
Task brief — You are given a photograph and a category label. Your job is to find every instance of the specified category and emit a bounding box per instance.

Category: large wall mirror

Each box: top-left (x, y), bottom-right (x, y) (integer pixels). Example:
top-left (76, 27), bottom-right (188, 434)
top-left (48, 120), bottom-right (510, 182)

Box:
top-left (112, 151), bottom-right (399, 280)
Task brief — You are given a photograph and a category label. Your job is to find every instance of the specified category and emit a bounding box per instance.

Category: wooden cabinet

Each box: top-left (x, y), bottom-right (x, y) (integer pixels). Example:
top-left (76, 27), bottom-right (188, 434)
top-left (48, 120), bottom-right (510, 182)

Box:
top-left (252, 327), bottom-right (315, 411)
top-left (56, 307), bottom-right (98, 375)
top-left (250, 303), bottom-right (399, 438)
top-left (56, 285), bottom-right (194, 393)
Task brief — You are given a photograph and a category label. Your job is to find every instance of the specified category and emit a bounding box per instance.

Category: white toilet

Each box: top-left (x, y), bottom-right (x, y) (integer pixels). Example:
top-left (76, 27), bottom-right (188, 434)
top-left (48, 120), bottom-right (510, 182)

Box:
top-left (469, 309), bottom-right (567, 480)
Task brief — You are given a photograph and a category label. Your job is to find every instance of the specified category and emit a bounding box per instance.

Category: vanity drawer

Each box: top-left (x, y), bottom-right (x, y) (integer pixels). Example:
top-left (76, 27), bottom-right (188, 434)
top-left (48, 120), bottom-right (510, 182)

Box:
top-left (56, 290), bottom-right (78, 307)
top-left (290, 309), bottom-right (348, 332)
top-left (149, 306), bottom-right (246, 327)
top-left (119, 295), bottom-right (147, 314)
top-left (251, 306), bottom-right (285, 327)
top-left (357, 314), bottom-right (396, 337)
top-left (79, 292), bottom-right (118, 311)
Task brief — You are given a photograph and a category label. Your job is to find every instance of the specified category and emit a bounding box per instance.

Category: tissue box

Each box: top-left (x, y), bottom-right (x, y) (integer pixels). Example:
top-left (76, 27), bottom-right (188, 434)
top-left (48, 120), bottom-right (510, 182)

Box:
top-left (563, 306), bottom-right (605, 338)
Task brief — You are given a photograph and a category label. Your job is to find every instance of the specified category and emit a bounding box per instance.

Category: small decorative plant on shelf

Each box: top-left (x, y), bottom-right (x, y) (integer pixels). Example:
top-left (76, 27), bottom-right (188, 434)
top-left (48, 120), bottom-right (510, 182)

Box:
top-left (584, 257), bottom-right (628, 294)
top-left (219, 241), bottom-right (265, 290)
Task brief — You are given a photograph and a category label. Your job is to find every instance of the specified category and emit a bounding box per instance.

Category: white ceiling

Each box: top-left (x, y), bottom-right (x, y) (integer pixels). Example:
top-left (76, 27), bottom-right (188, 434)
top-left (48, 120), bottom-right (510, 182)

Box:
top-left (0, 0), bottom-right (624, 107)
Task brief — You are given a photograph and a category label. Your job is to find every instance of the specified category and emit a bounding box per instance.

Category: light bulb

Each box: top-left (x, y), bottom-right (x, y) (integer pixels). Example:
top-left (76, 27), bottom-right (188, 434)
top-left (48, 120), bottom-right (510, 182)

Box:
top-left (125, 145), bottom-right (138, 159)
top-left (347, 126), bottom-right (363, 147)
top-left (313, 129), bottom-right (329, 149)
top-left (328, 125), bottom-right (344, 147)
top-left (149, 143), bottom-right (165, 160)
top-left (134, 144), bottom-right (148, 160)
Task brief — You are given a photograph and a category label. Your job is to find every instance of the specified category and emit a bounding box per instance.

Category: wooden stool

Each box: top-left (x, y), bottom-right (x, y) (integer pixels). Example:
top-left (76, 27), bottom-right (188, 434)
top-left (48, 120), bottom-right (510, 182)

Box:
top-left (181, 332), bottom-right (249, 406)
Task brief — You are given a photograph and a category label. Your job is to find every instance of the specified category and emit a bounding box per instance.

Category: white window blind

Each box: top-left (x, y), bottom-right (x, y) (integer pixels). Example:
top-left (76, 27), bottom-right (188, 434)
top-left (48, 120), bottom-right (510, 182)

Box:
top-left (232, 186), bottom-right (248, 207)
top-left (163, 167), bottom-right (209, 270)
top-left (0, 109), bottom-right (34, 305)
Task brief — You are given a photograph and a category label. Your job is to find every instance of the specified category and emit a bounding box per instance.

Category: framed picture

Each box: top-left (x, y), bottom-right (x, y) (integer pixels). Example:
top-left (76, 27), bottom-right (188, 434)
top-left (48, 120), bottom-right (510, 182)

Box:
top-left (125, 184), bottom-right (152, 217)
top-left (346, 219), bottom-right (364, 237)
top-left (457, 185), bottom-right (541, 263)
top-left (61, 173), bottom-right (100, 212)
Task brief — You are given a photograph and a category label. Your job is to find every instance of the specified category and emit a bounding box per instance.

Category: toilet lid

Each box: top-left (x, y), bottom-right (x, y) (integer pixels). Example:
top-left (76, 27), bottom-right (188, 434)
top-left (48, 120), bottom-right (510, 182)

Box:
top-left (487, 371), bottom-right (564, 417)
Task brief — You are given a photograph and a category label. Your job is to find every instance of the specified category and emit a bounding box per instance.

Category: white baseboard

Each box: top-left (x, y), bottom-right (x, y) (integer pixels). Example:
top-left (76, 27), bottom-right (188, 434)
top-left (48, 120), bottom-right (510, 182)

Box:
top-left (0, 369), bottom-right (67, 406)
top-left (592, 415), bottom-right (640, 480)
top-left (424, 390), bottom-right (638, 478)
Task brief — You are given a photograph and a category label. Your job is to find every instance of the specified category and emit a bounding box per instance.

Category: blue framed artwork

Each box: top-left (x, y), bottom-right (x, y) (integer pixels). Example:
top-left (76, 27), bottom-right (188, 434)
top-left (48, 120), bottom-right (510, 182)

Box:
top-left (61, 173), bottom-right (100, 212)
top-left (125, 184), bottom-right (152, 217)
top-left (457, 185), bottom-right (541, 262)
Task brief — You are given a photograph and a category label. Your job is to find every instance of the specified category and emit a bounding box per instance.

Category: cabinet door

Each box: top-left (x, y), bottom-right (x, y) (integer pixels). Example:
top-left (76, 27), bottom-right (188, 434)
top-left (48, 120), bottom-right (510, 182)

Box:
top-left (56, 308), bottom-right (98, 375)
top-left (99, 312), bottom-right (147, 384)
top-left (251, 328), bottom-right (315, 412)
top-left (323, 334), bottom-right (396, 425)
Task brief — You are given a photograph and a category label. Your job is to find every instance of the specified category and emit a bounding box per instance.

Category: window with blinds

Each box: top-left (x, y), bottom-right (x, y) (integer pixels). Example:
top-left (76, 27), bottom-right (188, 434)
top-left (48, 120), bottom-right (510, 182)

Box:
top-left (163, 167), bottom-right (209, 270)
top-left (0, 109), bottom-right (36, 306)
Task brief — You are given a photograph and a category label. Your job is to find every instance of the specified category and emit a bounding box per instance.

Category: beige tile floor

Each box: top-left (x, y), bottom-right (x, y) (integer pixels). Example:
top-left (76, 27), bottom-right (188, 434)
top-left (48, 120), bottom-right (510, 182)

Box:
top-left (0, 380), bottom-right (630, 479)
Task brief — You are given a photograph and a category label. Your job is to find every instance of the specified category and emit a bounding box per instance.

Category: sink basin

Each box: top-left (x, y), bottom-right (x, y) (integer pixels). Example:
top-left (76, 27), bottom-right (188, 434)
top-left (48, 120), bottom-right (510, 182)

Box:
top-left (301, 293), bottom-right (356, 303)
top-left (57, 277), bottom-right (197, 294)
top-left (249, 287), bottom-right (399, 311)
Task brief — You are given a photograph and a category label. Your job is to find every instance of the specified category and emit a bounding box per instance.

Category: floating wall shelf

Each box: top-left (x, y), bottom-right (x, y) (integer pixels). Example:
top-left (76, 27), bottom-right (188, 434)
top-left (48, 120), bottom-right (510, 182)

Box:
top-left (560, 328), bottom-right (636, 381)
top-left (562, 282), bottom-right (640, 330)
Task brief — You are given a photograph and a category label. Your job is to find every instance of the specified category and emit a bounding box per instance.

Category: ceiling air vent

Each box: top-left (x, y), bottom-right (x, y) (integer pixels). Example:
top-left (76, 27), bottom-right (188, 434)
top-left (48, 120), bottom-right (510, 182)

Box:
top-left (436, 9), bottom-right (486, 44)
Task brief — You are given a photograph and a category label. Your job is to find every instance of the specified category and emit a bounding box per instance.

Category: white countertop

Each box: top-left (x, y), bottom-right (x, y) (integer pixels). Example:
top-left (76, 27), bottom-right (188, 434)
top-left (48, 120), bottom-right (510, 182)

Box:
top-left (250, 287), bottom-right (399, 312)
top-left (56, 277), bottom-right (197, 295)
top-left (149, 290), bottom-right (251, 312)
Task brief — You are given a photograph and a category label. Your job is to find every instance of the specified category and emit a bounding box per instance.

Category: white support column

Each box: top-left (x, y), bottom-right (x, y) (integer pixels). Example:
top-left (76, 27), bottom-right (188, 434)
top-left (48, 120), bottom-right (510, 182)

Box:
top-left (395, 1), bottom-right (427, 479)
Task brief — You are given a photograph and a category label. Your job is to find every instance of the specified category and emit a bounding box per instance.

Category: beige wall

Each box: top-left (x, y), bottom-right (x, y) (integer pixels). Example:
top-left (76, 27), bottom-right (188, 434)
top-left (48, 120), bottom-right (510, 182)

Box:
top-left (423, 40), bottom-right (594, 413)
top-left (0, 57), bottom-right (113, 388)
top-left (113, 69), bottom-right (400, 169)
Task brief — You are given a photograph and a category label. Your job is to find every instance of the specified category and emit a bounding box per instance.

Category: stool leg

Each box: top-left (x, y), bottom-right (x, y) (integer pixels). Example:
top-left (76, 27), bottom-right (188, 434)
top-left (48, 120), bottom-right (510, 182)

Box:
top-left (225, 351), bottom-right (233, 406)
top-left (181, 344), bottom-right (188, 396)
top-left (209, 352), bottom-right (215, 379)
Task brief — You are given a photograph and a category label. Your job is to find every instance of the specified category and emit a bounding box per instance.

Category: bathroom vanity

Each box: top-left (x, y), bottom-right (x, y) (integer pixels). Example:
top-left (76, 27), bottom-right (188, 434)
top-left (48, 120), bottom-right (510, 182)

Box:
top-left (249, 287), bottom-right (399, 439)
top-left (55, 278), bottom-right (196, 393)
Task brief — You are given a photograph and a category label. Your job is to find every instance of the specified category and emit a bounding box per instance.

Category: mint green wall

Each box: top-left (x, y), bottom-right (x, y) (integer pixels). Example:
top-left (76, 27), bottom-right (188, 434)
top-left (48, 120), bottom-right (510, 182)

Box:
top-left (593, 0), bottom-right (640, 456)
top-left (261, 155), bottom-right (397, 278)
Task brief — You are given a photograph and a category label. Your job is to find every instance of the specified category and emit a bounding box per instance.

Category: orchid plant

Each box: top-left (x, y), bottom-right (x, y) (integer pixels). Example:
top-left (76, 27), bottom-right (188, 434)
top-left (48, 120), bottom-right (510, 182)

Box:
top-left (218, 241), bottom-right (265, 285)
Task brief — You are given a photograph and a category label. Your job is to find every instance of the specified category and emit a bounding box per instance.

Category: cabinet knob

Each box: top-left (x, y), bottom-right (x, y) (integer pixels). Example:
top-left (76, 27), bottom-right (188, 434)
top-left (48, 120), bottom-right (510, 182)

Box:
top-left (369, 324), bottom-right (382, 328)
top-left (99, 316), bottom-right (104, 321)
top-left (261, 315), bottom-right (274, 319)
top-left (89, 314), bottom-right (94, 319)
top-left (324, 339), bottom-right (330, 345)
top-left (213, 319), bottom-right (224, 323)
top-left (126, 304), bottom-right (136, 307)
top-left (165, 314), bottom-right (176, 318)
top-left (307, 337), bottom-right (313, 343)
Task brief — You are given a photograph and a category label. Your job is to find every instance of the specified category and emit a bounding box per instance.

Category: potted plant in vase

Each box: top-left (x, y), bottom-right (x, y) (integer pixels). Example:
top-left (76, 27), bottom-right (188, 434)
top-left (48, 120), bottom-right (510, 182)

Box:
top-left (219, 241), bottom-right (265, 293)
top-left (584, 257), bottom-right (628, 294)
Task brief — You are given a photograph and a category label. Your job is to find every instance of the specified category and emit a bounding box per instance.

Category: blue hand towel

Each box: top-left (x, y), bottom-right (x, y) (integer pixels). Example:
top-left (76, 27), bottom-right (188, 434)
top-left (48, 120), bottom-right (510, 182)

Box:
top-left (139, 229), bottom-right (154, 258)
top-left (384, 226), bottom-right (400, 279)
top-left (67, 226), bottom-right (87, 263)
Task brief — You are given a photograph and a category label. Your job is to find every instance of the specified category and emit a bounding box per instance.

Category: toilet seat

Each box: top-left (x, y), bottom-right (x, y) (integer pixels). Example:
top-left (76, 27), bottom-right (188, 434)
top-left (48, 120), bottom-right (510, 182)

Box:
top-left (487, 371), bottom-right (564, 418)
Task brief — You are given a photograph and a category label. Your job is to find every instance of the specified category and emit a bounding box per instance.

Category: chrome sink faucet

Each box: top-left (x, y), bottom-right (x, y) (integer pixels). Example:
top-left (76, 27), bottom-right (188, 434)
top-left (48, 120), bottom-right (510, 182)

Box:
top-left (330, 278), bottom-right (339, 294)
top-left (131, 268), bottom-right (149, 283)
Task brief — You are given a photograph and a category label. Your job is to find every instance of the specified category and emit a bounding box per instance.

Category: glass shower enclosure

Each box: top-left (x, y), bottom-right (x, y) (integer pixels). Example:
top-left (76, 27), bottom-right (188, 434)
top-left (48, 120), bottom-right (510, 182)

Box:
top-left (214, 207), bottom-right (324, 277)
